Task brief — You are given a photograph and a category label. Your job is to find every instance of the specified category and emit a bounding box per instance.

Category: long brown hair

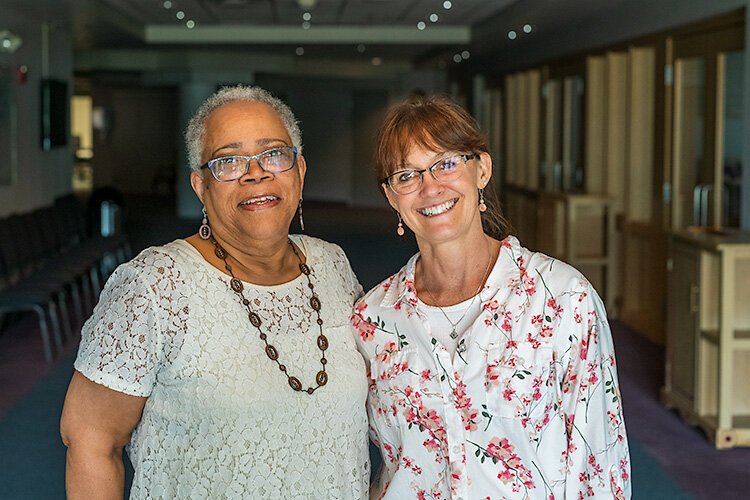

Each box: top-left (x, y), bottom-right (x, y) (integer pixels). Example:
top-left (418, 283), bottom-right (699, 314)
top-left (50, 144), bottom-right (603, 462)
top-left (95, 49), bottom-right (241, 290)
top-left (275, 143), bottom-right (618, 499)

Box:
top-left (375, 94), bottom-right (512, 240)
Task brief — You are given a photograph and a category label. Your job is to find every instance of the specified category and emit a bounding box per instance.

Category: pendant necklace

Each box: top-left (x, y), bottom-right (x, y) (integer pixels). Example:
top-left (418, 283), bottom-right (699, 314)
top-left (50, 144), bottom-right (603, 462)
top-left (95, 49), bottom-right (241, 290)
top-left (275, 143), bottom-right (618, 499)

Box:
top-left (423, 249), bottom-right (493, 340)
top-left (210, 236), bottom-right (329, 394)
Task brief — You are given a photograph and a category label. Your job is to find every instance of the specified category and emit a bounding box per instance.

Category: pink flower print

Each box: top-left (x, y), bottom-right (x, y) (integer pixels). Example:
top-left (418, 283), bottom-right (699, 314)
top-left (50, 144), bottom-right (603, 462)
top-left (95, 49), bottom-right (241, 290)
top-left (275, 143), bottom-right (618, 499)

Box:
top-left (578, 290), bottom-right (588, 302)
top-left (498, 469), bottom-right (514, 482)
top-left (484, 299), bottom-right (499, 312)
top-left (531, 314), bottom-right (543, 325)
top-left (540, 325), bottom-right (553, 338)
top-left (374, 341), bottom-right (397, 364)
top-left (420, 369), bottom-right (431, 383)
top-left (423, 438), bottom-right (440, 452)
top-left (503, 388), bottom-right (515, 401)
top-left (506, 340), bottom-right (518, 349)
top-left (501, 318), bottom-right (513, 332)
top-left (620, 457), bottom-right (630, 480)
top-left (358, 319), bottom-right (376, 341)
top-left (526, 332), bottom-right (541, 349)
top-left (486, 361), bottom-right (505, 388)
top-left (579, 337), bottom-right (589, 360)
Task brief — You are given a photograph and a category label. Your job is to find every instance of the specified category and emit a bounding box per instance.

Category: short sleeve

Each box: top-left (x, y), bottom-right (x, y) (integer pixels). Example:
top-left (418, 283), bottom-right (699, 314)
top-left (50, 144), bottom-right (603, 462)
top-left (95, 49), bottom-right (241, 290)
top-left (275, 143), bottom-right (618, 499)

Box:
top-left (74, 248), bottom-right (187, 397)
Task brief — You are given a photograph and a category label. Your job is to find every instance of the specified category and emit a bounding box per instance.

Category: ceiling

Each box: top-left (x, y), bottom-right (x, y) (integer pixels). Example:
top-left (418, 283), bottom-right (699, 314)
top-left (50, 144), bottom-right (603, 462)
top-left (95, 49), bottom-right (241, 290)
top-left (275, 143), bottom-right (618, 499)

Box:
top-left (52, 0), bottom-right (522, 64)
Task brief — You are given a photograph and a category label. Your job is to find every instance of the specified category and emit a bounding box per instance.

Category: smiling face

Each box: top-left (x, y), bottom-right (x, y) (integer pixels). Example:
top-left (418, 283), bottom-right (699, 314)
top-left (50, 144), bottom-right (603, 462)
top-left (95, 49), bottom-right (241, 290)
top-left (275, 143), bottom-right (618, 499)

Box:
top-left (383, 143), bottom-right (492, 246)
top-left (190, 100), bottom-right (306, 246)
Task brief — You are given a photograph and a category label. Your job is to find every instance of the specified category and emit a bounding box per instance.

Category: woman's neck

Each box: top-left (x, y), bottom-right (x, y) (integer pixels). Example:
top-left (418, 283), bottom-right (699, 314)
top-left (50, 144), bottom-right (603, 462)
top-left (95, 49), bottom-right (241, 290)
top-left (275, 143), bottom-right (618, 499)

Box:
top-left (186, 232), bottom-right (302, 286)
top-left (416, 232), bottom-right (498, 306)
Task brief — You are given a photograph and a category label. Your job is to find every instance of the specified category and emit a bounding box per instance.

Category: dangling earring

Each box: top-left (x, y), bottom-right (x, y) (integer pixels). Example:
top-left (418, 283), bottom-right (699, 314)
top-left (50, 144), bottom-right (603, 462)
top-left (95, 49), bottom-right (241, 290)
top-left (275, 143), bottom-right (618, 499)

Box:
top-left (199, 207), bottom-right (212, 240)
top-left (396, 213), bottom-right (405, 236)
top-left (478, 188), bottom-right (487, 213)
top-left (298, 197), bottom-right (305, 232)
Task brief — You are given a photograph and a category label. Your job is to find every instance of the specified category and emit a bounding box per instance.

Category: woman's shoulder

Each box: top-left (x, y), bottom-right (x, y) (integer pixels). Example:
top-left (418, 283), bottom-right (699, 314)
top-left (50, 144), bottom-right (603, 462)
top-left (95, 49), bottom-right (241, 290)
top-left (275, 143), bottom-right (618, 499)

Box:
top-left (504, 235), bottom-right (589, 293)
top-left (293, 234), bottom-right (348, 264)
top-left (112, 239), bottom-right (195, 284)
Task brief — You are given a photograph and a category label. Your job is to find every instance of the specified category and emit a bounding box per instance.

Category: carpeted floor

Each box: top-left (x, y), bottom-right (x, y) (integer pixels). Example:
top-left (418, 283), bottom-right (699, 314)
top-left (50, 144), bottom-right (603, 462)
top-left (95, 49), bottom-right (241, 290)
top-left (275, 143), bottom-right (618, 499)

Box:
top-left (1, 195), bottom-right (748, 499)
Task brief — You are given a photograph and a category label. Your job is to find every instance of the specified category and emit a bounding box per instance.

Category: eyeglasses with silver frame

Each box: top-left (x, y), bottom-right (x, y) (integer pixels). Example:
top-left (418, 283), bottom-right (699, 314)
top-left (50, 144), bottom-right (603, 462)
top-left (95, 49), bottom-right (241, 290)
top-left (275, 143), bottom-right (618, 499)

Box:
top-left (200, 145), bottom-right (298, 182)
top-left (385, 153), bottom-right (478, 195)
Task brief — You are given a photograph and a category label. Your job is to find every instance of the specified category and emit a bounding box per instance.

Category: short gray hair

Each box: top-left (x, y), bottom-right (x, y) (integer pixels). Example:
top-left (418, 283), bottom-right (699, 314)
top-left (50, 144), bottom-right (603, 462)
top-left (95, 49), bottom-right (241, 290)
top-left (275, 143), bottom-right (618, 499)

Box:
top-left (185, 85), bottom-right (302, 172)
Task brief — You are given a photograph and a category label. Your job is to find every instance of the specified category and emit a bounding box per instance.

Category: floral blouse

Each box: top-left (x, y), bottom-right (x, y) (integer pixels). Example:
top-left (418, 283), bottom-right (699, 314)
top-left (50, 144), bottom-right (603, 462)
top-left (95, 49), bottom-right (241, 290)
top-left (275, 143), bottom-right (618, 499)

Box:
top-left (352, 236), bottom-right (630, 499)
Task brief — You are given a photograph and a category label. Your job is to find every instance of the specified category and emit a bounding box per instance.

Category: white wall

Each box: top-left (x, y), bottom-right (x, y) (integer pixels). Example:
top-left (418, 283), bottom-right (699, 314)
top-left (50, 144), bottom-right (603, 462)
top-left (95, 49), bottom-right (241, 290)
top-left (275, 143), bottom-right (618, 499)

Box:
top-left (0, 8), bottom-right (73, 217)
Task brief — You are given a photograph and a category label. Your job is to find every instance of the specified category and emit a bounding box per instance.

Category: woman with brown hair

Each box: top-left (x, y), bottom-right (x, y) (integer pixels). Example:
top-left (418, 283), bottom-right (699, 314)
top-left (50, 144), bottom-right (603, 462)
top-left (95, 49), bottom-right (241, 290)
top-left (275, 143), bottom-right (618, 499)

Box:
top-left (352, 94), bottom-right (630, 499)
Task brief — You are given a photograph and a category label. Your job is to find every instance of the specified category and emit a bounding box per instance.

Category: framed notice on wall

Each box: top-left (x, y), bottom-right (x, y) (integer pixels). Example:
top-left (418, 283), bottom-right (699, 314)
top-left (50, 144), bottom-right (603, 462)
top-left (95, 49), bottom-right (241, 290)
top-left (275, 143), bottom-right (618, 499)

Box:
top-left (0, 66), bottom-right (17, 185)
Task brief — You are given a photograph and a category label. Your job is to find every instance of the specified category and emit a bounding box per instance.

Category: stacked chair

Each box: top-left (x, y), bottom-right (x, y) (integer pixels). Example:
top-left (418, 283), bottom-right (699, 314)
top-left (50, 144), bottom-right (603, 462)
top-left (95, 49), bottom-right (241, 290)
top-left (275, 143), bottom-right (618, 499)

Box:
top-left (0, 194), bottom-right (131, 362)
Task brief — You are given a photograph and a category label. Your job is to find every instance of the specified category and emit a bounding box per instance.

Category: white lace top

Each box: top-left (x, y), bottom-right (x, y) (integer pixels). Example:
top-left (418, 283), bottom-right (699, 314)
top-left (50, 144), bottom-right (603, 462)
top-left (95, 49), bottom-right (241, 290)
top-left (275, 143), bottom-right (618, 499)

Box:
top-left (75, 236), bottom-right (370, 499)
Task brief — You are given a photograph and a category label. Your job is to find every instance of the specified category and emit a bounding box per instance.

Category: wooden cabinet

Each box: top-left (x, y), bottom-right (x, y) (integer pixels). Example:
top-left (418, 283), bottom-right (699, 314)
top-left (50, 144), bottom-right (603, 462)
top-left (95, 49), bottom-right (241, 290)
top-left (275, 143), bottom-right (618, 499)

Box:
top-left (535, 192), bottom-right (614, 307)
top-left (663, 231), bottom-right (750, 448)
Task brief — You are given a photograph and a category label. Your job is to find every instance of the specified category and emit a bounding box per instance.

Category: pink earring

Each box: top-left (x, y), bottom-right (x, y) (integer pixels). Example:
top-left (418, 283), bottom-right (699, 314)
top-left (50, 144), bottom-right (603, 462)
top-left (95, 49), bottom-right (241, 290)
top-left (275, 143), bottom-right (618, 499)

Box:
top-left (396, 213), bottom-right (405, 236)
top-left (478, 188), bottom-right (487, 213)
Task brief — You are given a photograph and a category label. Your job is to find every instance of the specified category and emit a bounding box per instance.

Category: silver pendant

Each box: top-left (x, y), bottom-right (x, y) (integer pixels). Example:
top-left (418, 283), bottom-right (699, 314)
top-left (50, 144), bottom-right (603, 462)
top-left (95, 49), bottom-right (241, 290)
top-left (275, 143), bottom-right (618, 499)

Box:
top-left (450, 329), bottom-right (458, 339)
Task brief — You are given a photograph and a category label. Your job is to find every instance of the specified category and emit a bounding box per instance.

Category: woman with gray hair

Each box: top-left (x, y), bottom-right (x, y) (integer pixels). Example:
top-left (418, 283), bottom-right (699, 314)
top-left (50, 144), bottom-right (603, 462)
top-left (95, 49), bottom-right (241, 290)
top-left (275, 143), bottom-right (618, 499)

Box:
top-left (61, 85), bottom-right (370, 499)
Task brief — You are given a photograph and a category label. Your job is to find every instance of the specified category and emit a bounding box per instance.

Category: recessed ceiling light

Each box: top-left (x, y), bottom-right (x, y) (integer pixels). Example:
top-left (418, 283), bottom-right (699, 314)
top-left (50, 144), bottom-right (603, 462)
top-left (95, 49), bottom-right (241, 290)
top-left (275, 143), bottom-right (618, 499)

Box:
top-left (163, 1), bottom-right (172, 9)
top-left (429, 14), bottom-right (438, 23)
top-left (296, 47), bottom-right (305, 56)
top-left (416, 21), bottom-right (426, 30)
top-left (523, 23), bottom-right (533, 33)
top-left (508, 30), bottom-right (517, 40)
top-left (357, 44), bottom-right (366, 53)
top-left (461, 50), bottom-right (470, 59)
top-left (443, 1), bottom-right (452, 9)
top-left (453, 54), bottom-right (462, 63)
top-left (302, 21), bottom-right (311, 29)
top-left (186, 20), bottom-right (196, 29)
top-left (371, 57), bottom-right (383, 66)
top-left (176, 10), bottom-right (185, 20)
top-left (302, 12), bottom-right (312, 21)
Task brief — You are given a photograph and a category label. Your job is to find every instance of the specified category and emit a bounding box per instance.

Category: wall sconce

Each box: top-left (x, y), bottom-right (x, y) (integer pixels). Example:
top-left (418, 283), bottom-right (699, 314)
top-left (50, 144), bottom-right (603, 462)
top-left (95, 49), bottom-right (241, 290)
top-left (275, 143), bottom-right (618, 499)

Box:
top-left (0, 30), bottom-right (23, 53)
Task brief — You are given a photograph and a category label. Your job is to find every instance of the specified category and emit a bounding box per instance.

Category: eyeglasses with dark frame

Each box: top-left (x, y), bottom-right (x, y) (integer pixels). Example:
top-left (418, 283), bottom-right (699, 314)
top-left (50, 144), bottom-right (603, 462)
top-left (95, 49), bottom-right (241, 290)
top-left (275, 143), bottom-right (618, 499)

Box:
top-left (384, 153), bottom-right (478, 195)
top-left (200, 145), bottom-right (298, 182)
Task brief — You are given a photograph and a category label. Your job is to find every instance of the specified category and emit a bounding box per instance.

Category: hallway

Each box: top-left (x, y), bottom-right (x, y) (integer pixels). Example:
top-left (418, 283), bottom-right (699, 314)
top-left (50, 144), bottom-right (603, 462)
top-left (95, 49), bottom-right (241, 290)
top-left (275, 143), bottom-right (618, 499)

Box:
top-left (1, 197), bottom-right (749, 499)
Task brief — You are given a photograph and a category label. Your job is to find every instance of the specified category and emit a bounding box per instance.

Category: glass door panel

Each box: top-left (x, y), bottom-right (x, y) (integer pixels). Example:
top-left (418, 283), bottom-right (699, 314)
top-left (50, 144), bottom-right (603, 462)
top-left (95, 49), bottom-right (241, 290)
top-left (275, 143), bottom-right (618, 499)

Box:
top-left (563, 76), bottom-right (585, 192)
top-left (673, 57), bottom-right (707, 230)
top-left (718, 51), bottom-right (744, 227)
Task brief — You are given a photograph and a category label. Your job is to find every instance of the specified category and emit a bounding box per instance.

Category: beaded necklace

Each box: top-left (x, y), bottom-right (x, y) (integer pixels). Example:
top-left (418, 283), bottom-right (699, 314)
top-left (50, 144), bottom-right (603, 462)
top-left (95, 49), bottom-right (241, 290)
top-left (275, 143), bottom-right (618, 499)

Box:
top-left (210, 236), bottom-right (328, 394)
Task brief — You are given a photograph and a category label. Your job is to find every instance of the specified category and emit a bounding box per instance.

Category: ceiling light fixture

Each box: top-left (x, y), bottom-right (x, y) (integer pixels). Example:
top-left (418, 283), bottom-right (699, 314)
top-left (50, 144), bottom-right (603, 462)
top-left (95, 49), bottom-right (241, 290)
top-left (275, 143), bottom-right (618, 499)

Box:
top-left (453, 54), bottom-right (462, 63)
top-left (302, 12), bottom-right (312, 21)
top-left (176, 10), bottom-right (185, 20)
top-left (296, 47), bottom-right (304, 56)
top-left (461, 50), bottom-right (470, 59)
top-left (523, 23), bottom-right (533, 33)
top-left (443, 1), bottom-right (452, 9)
top-left (508, 30), bottom-right (517, 40)
top-left (186, 20), bottom-right (196, 29)
top-left (429, 14), bottom-right (438, 23)
top-left (416, 21), bottom-right (426, 30)
top-left (0, 30), bottom-right (22, 53)
top-left (163, 1), bottom-right (172, 9)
